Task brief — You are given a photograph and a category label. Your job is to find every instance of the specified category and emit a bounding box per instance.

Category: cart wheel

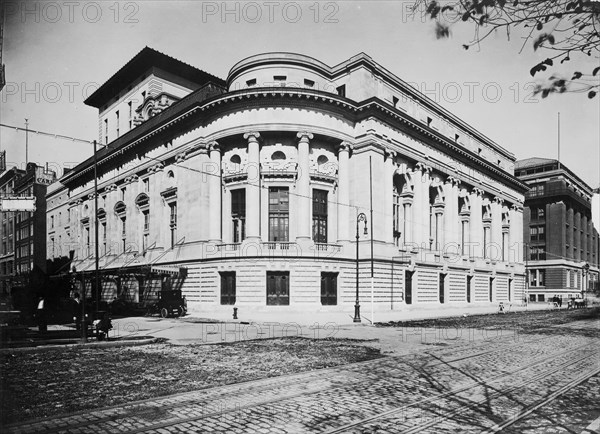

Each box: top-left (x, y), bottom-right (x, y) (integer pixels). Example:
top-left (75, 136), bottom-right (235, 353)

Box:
top-left (160, 308), bottom-right (169, 318)
top-left (177, 305), bottom-right (184, 317)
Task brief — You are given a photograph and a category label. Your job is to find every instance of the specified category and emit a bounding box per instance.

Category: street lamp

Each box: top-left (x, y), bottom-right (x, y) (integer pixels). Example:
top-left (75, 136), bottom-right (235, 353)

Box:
top-left (582, 263), bottom-right (590, 300)
top-left (354, 212), bottom-right (368, 323)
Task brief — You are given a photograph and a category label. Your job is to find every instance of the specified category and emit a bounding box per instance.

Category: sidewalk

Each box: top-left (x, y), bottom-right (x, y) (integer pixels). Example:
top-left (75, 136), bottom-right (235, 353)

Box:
top-left (185, 302), bottom-right (554, 327)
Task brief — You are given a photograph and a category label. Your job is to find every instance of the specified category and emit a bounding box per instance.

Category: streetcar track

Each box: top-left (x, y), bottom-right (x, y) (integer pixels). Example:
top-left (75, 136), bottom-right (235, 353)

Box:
top-left (481, 366), bottom-right (600, 433)
top-left (323, 347), bottom-right (599, 434)
top-left (97, 341), bottom-right (598, 434)
top-left (396, 352), bottom-right (600, 433)
top-left (6, 331), bottom-right (595, 433)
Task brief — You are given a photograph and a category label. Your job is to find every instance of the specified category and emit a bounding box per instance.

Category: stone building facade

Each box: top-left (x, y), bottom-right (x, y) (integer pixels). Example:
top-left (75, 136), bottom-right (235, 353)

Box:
top-left (48, 48), bottom-right (527, 314)
top-left (516, 158), bottom-right (600, 301)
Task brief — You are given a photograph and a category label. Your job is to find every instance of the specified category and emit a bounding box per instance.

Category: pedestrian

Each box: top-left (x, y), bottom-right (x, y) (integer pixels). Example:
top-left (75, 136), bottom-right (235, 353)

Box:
top-left (36, 297), bottom-right (47, 333)
top-left (559, 295), bottom-right (562, 308)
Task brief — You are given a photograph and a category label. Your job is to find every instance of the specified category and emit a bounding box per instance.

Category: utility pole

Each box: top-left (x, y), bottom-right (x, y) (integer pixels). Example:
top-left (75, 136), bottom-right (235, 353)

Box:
top-left (24, 119), bottom-right (29, 165)
top-left (93, 140), bottom-right (100, 314)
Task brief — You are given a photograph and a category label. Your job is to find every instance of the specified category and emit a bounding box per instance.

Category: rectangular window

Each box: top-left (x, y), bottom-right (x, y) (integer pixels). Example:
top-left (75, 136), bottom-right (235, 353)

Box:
top-left (220, 271), bottom-right (236, 305)
top-left (439, 273), bottom-right (446, 304)
top-left (312, 189), bottom-right (328, 243)
top-left (489, 277), bottom-right (494, 302)
top-left (231, 189), bottom-right (246, 243)
top-left (120, 187), bottom-right (126, 201)
top-left (143, 178), bottom-right (149, 192)
top-left (320, 272), bottom-right (338, 305)
top-left (269, 187), bottom-right (289, 242)
top-left (116, 110), bottom-right (120, 138)
top-left (461, 220), bottom-right (469, 255)
top-left (405, 270), bottom-right (414, 305)
top-left (128, 101), bottom-right (133, 129)
top-left (336, 85), bottom-right (346, 97)
top-left (104, 118), bottom-right (108, 144)
top-left (101, 222), bottom-right (107, 254)
top-left (50, 215), bottom-right (54, 229)
top-left (169, 202), bottom-right (177, 248)
top-left (266, 271), bottom-right (290, 305)
top-left (143, 211), bottom-right (150, 232)
top-left (304, 79), bottom-right (315, 88)
top-left (466, 275), bottom-right (472, 303)
top-left (246, 78), bottom-right (257, 87)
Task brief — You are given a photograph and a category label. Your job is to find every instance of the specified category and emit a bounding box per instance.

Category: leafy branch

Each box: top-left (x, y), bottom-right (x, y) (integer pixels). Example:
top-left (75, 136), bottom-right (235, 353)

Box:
top-left (412, 0), bottom-right (600, 98)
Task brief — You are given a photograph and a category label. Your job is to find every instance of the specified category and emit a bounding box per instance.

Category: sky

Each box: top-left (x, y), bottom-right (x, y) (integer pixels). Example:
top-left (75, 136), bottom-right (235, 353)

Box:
top-left (1, 0), bottom-right (599, 188)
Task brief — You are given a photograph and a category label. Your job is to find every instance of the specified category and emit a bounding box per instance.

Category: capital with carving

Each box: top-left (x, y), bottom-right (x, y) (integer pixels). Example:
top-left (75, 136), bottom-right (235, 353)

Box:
top-left (337, 141), bottom-right (353, 153)
top-left (243, 132), bottom-right (261, 143)
top-left (106, 183), bottom-right (118, 192)
top-left (208, 141), bottom-right (221, 153)
top-left (384, 148), bottom-right (397, 161)
top-left (297, 132), bottom-right (314, 143)
top-left (493, 196), bottom-right (504, 205)
top-left (415, 162), bottom-right (432, 173)
top-left (175, 151), bottom-right (188, 163)
top-left (471, 187), bottom-right (484, 197)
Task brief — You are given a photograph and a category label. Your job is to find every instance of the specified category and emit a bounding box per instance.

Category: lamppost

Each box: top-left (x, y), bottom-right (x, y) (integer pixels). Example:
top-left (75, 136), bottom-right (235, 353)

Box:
top-left (354, 212), bottom-right (368, 323)
top-left (524, 242), bottom-right (529, 308)
top-left (582, 263), bottom-right (590, 300)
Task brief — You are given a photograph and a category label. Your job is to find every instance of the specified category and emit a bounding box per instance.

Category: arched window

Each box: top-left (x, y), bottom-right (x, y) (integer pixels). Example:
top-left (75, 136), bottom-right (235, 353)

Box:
top-left (271, 151), bottom-right (286, 161)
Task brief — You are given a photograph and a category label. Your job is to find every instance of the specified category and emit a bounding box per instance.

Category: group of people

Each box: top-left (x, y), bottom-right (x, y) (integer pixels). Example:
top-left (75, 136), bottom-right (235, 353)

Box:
top-left (551, 295), bottom-right (563, 307)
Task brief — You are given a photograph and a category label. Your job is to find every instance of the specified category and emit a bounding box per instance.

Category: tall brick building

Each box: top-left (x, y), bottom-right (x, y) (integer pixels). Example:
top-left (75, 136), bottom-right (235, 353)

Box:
top-left (516, 158), bottom-right (600, 301)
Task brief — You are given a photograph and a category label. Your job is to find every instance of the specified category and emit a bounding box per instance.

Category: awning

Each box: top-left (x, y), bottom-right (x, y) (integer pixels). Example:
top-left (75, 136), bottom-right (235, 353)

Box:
top-left (150, 265), bottom-right (186, 276)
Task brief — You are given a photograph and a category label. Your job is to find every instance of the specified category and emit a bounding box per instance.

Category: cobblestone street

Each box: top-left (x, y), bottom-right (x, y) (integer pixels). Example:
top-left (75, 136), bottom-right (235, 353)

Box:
top-left (5, 316), bottom-right (599, 433)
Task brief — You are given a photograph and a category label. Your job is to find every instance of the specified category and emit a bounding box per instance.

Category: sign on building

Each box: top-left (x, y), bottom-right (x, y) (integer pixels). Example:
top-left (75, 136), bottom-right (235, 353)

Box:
top-left (0, 196), bottom-right (36, 211)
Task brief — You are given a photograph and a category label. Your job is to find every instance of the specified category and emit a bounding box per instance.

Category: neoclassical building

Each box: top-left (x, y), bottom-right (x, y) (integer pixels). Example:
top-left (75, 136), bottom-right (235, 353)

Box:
top-left (47, 47), bottom-right (527, 314)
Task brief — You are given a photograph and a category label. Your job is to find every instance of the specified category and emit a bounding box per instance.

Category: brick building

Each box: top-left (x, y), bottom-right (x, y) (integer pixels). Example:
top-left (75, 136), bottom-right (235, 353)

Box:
top-left (515, 158), bottom-right (600, 301)
top-left (48, 48), bottom-right (527, 316)
top-left (0, 166), bottom-right (25, 295)
top-left (11, 163), bottom-right (56, 303)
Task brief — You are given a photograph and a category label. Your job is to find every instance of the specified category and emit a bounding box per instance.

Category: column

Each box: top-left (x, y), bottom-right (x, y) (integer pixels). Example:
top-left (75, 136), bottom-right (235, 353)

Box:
top-left (491, 197), bottom-right (503, 261)
top-left (470, 188), bottom-right (483, 258)
top-left (514, 206), bottom-right (524, 263)
top-left (296, 132), bottom-right (313, 241)
top-left (337, 142), bottom-right (352, 243)
top-left (208, 141), bottom-right (222, 243)
top-left (508, 204), bottom-right (520, 263)
top-left (384, 150), bottom-right (396, 244)
top-left (244, 132), bottom-right (261, 241)
top-left (442, 177), bottom-right (458, 248)
top-left (412, 163), bottom-right (431, 248)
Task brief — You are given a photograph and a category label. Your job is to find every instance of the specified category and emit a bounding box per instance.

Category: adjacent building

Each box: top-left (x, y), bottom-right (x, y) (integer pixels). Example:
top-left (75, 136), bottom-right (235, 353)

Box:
top-left (12, 163), bottom-right (56, 301)
top-left (0, 166), bottom-right (25, 295)
top-left (48, 47), bottom-right (527, 315)
top-left (516, 158), bottom-right (600, 301)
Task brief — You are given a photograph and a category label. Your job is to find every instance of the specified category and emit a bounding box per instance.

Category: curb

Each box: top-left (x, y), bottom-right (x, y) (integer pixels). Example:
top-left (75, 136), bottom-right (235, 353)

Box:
top-left (0, 336), bottom-right (160, 354)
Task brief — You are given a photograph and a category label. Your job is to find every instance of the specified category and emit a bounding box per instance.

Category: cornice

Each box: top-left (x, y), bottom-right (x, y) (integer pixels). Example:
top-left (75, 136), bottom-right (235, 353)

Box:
top-left (62, 87), bottom-right (527, 194)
